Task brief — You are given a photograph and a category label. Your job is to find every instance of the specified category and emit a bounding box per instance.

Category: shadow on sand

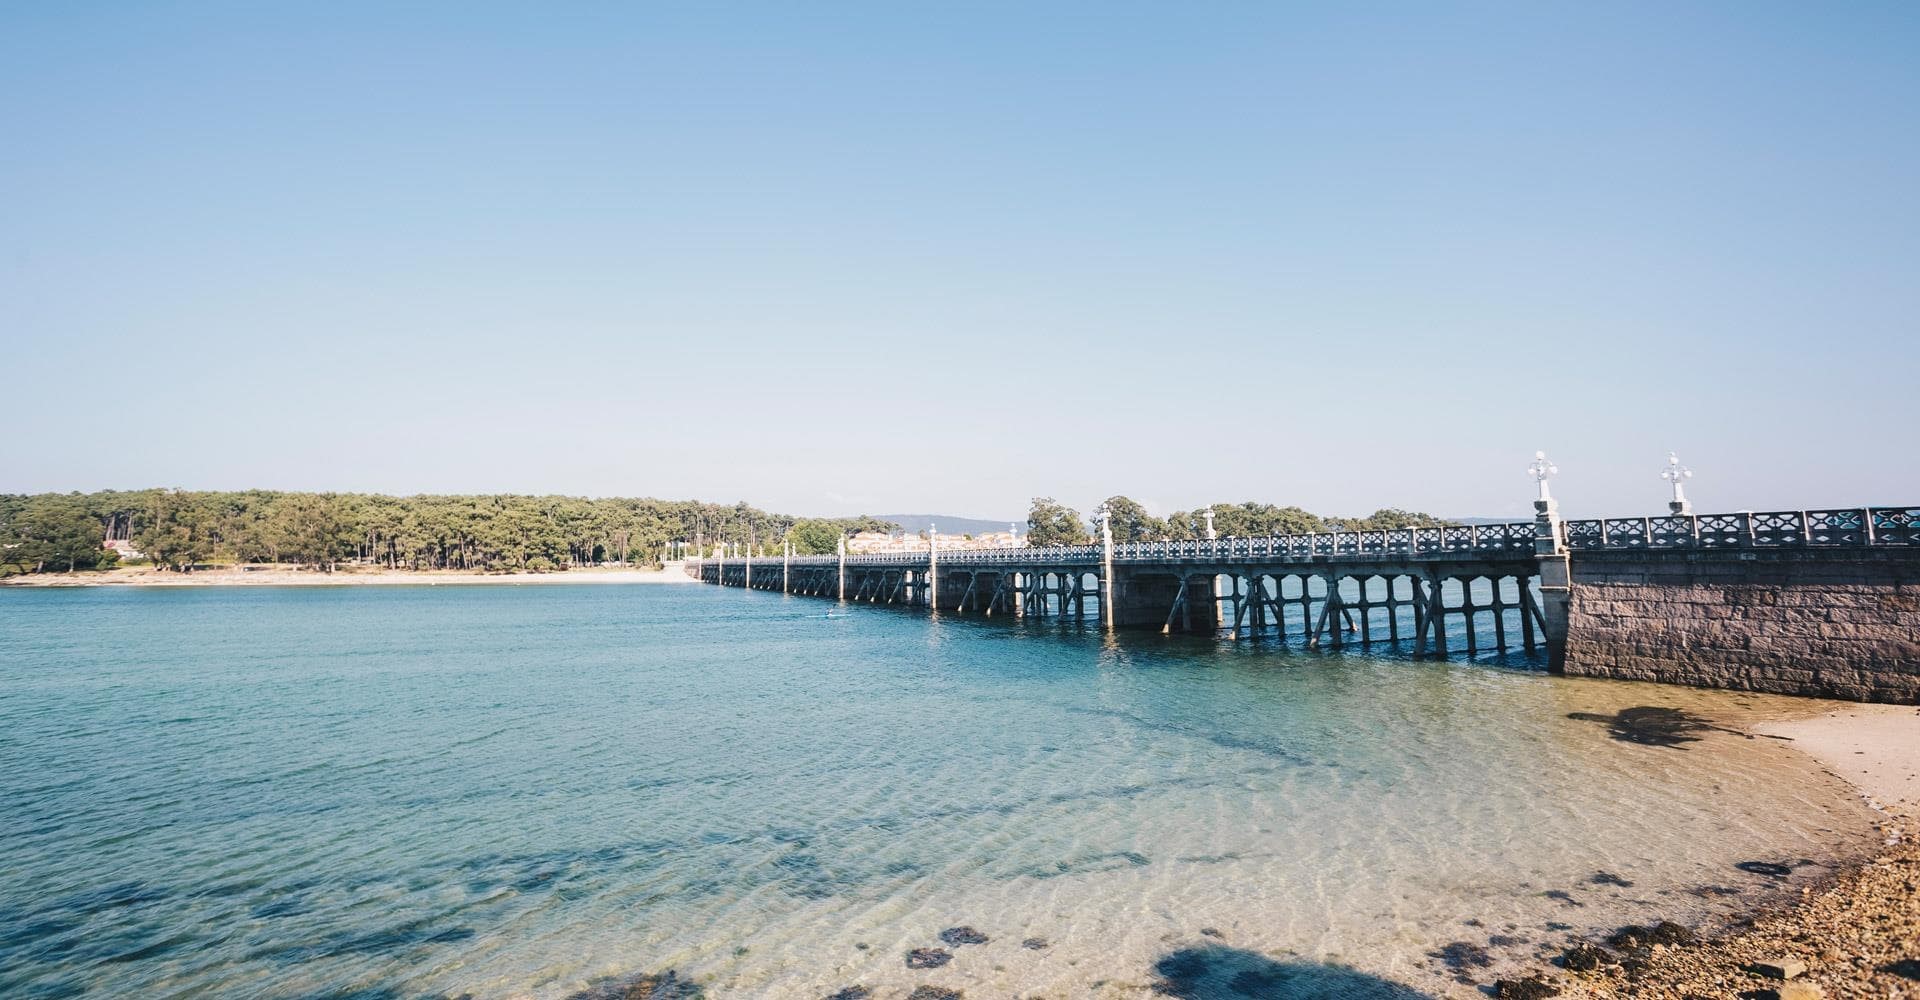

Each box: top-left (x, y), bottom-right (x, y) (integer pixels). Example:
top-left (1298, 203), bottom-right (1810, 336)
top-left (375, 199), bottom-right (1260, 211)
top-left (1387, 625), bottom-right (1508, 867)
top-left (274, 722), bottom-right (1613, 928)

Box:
top-left (1565, 705), bottom-right (1763, 749)
top-left (1151, 945), bottom-right (1434, 1000)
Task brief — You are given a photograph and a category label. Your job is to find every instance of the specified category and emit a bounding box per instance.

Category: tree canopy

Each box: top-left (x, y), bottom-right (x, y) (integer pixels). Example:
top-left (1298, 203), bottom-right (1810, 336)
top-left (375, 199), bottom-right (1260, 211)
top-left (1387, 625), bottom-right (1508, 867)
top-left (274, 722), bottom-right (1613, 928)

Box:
top-left (1043, 497), bottom-right (1457, 544)
top-left (1095, 495), bottom-right (1165, 543)
top-left (0, 490), bottom-right (896, 575)
top-left (0, 494), bottom-right (116, 574)
top-left (1024, 497), bottom-right (1090, 547)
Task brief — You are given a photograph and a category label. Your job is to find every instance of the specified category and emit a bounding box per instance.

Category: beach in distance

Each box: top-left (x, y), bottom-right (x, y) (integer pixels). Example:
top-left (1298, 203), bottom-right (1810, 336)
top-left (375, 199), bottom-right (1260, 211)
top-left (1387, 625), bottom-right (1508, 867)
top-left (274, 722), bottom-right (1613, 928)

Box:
top-left (0, 563), bottom-right (700, 587)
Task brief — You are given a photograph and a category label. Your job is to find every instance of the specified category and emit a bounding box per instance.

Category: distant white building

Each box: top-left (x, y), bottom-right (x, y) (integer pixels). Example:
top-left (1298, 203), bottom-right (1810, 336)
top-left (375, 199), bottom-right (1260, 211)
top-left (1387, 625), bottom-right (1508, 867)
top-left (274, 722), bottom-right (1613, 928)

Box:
top-left (845, 529), bottom-right (1024, 553)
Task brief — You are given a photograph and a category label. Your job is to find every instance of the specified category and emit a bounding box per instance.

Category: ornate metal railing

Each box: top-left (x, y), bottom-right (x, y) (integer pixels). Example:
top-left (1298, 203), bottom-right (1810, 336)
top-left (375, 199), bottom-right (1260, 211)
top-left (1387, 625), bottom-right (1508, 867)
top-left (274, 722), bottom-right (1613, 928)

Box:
top-left (1561, 507), bottom-right (1920, 550)
top-left (749, 522), bottom-right (1539, 568)
top-left (696, 507), bottom-right (1919, 581)
top-left (699, 508), bottom-right (1917, 575)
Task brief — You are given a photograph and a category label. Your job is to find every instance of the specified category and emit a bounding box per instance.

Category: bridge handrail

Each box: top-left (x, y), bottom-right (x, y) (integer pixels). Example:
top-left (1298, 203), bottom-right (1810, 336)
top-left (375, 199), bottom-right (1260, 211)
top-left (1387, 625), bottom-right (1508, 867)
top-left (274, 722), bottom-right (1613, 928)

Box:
top-left (695, 507), bottom-right (1918, 571)
top-left (1561, 507), bottom-right (1920, 550)
top-left (771, 521), bottom-right (1540, 567)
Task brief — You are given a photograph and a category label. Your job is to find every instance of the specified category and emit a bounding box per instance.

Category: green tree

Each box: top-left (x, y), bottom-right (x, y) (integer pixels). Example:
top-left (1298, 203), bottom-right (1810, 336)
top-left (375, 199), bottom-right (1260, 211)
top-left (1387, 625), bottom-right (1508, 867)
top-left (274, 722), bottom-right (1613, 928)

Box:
top-left (8, 489), bottom-right (900, 574)
top-left (135, 490), bottom-right (214, 571)
top-left (1025, 497), bottom-right (1089, 547)
top-left (1325, 508), bottom-right (1454, 531)
top-left (787, 519), bottom-right (846, 555)
top-left (273, 493), bottom-right (356, 571)
top-left (1095, 495), bottom-right (1166, 542)
top-left (9, 494), bottom-right (108, 572)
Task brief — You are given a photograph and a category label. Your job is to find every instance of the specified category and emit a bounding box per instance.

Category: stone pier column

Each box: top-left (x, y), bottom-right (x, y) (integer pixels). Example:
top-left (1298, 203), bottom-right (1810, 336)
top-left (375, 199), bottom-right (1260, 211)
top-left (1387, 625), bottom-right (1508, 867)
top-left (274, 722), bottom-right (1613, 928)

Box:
top-left (934, 570), bottom-right (974, 611)
top-left (1110, 568), bottom-right (1220, 632)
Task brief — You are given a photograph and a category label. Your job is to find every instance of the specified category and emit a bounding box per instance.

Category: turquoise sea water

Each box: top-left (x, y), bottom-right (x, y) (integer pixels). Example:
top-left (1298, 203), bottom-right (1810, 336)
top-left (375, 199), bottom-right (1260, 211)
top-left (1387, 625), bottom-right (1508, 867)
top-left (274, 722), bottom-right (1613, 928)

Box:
top-left (0, 584), bottom-right (1877, 999)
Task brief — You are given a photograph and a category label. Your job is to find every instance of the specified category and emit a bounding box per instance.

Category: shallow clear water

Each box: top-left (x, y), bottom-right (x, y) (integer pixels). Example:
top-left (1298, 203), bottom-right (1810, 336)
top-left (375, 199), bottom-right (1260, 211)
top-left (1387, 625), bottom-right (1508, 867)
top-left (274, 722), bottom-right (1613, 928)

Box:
top-left (0, 584), bottom-right (1877, 999)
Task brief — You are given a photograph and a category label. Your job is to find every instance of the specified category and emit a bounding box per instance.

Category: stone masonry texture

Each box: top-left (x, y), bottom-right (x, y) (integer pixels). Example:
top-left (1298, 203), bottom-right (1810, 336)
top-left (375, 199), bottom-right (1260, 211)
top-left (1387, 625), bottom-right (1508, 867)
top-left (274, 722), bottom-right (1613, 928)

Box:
top-left (1563, 548), bottom-right (1920, 703)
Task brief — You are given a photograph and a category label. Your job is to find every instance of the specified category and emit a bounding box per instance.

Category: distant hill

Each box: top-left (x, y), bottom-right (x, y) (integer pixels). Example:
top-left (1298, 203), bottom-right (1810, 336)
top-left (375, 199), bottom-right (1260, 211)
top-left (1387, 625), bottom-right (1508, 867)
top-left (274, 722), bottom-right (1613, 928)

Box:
top-left (873, 514), bottom-right (1019, 536)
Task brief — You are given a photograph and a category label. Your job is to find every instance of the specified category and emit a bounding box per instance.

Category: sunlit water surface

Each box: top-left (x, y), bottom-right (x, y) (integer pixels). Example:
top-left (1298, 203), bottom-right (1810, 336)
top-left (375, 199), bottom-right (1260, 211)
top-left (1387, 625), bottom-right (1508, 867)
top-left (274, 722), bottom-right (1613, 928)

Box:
top-left (0, 584), bottom-right (1878, 999)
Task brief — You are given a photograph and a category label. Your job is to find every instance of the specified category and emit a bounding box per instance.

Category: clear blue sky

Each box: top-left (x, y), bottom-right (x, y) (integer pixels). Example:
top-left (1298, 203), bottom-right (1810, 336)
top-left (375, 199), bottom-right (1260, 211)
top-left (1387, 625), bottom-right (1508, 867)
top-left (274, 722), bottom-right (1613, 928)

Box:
top-left (5, 2), bottom-right (1915, 521)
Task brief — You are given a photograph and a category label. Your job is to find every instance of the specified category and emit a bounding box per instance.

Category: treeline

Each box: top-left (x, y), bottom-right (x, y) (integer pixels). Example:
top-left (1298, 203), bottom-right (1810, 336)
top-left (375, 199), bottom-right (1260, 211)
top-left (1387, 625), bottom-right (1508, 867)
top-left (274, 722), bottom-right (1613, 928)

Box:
top-left (1025, 496), bottom-right (1455, 546)
top-left (0, 490), bottom-right (895, 575)
top-left (0, 489), bottom-right (1459, 576)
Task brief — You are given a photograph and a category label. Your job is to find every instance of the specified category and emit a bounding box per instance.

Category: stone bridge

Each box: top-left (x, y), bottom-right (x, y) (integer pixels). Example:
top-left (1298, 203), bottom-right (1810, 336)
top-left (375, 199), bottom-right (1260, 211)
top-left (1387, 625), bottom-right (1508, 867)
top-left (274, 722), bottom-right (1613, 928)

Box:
top-left (692, 503), bottom-right (1920, 703)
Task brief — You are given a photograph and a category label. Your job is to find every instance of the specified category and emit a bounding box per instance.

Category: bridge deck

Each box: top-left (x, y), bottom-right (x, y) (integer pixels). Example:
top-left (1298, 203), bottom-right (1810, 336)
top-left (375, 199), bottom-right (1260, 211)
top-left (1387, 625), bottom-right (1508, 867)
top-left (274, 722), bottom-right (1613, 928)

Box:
top-left (757, 522), bottom-right (1541, 570)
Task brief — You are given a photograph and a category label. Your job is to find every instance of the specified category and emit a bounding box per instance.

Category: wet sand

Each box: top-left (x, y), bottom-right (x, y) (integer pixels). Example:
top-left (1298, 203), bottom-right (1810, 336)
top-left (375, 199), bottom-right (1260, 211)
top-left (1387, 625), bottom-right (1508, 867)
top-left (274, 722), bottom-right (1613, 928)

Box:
top-left (1525, 704), bottom-right (1920, 1000)
top-left (1762, 705), bottom-right (1920, 813)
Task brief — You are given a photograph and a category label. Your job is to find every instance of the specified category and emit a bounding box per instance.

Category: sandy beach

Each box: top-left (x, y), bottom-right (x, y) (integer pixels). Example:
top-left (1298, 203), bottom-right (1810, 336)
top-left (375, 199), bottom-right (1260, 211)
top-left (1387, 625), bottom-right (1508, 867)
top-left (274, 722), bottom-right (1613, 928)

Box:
top-left (1762, 706), bottom-right (1920, 815)
top-left (1, 564), bottom-right (699, 587)
top-left (1540, 703), bottom-right (1920, 1000)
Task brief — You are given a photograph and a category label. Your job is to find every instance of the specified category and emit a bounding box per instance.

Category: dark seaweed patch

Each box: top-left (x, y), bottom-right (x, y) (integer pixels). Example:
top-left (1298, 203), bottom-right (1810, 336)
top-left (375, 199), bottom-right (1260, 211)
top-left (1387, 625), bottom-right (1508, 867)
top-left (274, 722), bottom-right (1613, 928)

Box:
top-left (770, 852), bottom-right (841, 899)
top-left (1151, 946), bottom-right (1434, 999)
top-left (268, 919), bottom-right (476, 962)
top-left (939, 926), bottom-right (988, 946)
top-left (906, 947), bottom-right (951, 969)
top-left (1019, 850), bottom-right (1149, 880)
top-left (563, 969), bottom-right (703, 999)
top-left (1736, 861), bottom-right (1794, 879)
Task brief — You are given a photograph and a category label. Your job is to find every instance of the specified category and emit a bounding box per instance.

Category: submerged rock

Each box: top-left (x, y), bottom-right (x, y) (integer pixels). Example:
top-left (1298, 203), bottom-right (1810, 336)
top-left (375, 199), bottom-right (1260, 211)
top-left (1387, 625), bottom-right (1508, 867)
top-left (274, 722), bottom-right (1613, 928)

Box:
top-left (562, 969), bottom-right (703, 1000)
top-left (1493, 976), bottom-right (1561, 1000)
top-left (1607, 925), bottom-right (1652, 950)
top-left (906, 947), bottom-right (952, 969)
top-left (1558, 943), bottom-right (1614, 972)
top-left (1431, 941), bottom-right (1494, 971)
top-left (1649, 920), bottom-right (1695, 945)
top-left (938, 926), bottom-right (989, 946)
top-left (1739, 861), bottom-right (1796, 878)
top-left (906, 988), bottom-right (962, 1000)
top-left (822, 989), bottom-right (870, 1000)
top-left (1611, 921), bottom-right (1696, 950)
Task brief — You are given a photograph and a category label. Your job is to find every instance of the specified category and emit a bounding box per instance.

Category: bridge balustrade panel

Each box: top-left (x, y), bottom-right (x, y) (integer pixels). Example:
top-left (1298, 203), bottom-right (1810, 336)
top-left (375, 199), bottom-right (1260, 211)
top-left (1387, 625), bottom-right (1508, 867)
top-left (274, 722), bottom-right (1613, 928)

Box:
top-left (1562, 507), bottom-right (1919, 550)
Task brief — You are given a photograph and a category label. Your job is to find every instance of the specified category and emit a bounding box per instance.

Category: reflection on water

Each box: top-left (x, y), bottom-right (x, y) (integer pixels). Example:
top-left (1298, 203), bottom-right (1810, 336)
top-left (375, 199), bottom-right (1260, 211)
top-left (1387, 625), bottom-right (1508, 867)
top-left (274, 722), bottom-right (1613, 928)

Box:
top-left (0, 585), bottom-right (1879, 998)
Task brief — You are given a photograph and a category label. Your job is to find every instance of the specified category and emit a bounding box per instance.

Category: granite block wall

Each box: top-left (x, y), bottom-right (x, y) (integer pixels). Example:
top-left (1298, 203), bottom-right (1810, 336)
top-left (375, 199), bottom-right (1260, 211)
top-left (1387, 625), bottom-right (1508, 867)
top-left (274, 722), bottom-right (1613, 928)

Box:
top-left (1563, 549), bottom-right (1920, 703)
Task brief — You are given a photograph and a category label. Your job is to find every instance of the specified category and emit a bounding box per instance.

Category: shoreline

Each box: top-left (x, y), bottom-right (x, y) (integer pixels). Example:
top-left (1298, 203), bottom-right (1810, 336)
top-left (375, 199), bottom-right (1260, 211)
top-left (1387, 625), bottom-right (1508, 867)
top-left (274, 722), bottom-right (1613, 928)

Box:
top-left (0, 564), bottom-right (699, 587)
top-left (1545, 703), bottom-right (1920, 1000)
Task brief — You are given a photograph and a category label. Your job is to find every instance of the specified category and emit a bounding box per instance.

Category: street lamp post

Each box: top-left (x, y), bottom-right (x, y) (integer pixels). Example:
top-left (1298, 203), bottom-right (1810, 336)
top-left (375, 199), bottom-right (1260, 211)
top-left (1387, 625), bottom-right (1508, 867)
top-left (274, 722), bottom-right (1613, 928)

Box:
top-left (1661, 452), bottom-right (1694, 515)
top-left (927, 522), bottom-right (938, 610)
top-left (1528, 450), bottom-right (1559, 502)
top-left (1095, 504), bottom-right (1115, 630)
top-left (1527, 450), bottom-right (1571, 669)
top-left (1530, 449), bottom-right (1565, 557)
